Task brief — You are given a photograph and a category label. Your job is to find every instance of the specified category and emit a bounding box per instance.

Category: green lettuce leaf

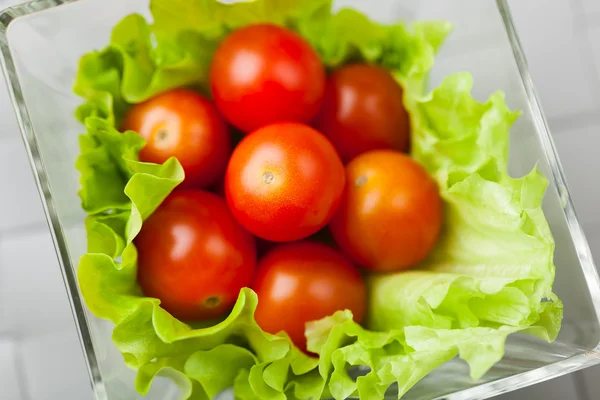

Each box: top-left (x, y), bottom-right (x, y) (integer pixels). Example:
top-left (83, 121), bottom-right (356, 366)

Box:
top-left (362, 74), bottom-right (561, 391)
top-left (73, 13), bottom-right (216, 126)
top-left (74, 0), bottom-right (562, 399)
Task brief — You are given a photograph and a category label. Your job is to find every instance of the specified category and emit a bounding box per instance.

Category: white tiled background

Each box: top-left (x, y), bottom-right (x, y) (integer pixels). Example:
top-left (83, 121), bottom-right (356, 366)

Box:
top-left (0, 1), bottom-right (600, 399)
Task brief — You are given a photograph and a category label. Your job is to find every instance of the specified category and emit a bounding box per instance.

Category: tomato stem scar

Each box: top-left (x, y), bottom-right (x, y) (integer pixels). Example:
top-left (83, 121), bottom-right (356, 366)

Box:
top-left (204, 296), bottom-right (221, 309)
top-left (262, 171), bottom-right (275, 184)
top-left (156, 128), bottom-right (169, 141)
top-left (355, 175), bottom-right (368, 187)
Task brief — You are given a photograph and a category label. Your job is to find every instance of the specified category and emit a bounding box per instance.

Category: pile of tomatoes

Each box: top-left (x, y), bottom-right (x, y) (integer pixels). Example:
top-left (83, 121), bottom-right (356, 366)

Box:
top-left (125, 23), bottom-right (443, 352)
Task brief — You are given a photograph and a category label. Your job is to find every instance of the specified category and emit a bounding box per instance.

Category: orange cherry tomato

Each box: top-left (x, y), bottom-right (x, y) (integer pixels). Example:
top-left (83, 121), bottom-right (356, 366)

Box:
top-left (122, 89), bottom-right (231, 189)
top-left (314, 63), bottom-right (410, 163)
top-left (135, 190), bottom-right (257, 321)
top-left (252, 241), bottom-right (366, 352)
top-left (225, 122), bottom-right (345, 242)
top-left (330, 150), bottom-right (443, 272)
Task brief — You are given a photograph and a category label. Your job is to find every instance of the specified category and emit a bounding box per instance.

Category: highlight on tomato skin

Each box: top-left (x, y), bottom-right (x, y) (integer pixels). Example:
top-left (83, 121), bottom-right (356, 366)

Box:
top-left (134, 189), bottom-right (257, 322)
top-left (330, 149), bottom-right (443, 272)
top-left (209, 23), bottom-right (326, 133)
top-left (121, 88), bottom-right (232, 189)
top-left (251, 241), bottom-right (367, 353)
top-left (224, 122), bottom-right (346, 243)
top-left (313, 63), bottom-right (411, 163)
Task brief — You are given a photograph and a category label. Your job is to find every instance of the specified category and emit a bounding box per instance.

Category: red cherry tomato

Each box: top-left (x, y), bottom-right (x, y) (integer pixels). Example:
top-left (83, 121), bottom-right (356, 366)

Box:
top-left (252, 241), bottom-right (366, 352)
top-left (210, 23), bottom-right (326, 133)
top-left (225, 122), bottom-right (345, 242)
top-left (314, 64), bottom-right (410, 163)
top-left (330, 150), bottom-right (443, 272)
top-left (122, 89), bottom-right (231, 189)
top-left (135, 190), bottom-right (257, 321)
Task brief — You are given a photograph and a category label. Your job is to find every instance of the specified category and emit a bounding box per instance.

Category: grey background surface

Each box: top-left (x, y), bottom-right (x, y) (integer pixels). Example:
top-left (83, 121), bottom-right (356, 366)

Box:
top-left (1, 0), bottom-right (600, 399)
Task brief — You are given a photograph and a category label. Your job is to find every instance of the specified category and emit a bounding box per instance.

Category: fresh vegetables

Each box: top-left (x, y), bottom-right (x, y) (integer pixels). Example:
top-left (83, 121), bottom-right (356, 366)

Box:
top-left (225, 122), bottom-right (345, 242)
top-left (73, 1), bottom-right (563, 399)
top-left (121, 89), bottom-right (231, 189)
top-left (330, 150), bottom-right (443, 272)
top-left (314, 64), bottom-right (411, 162)
top-left (135, 190), bottom-right (257, 321)
top-left (210, 23), bottom-right (326, 133)
top-left (253, 241), bottom-right (366, 352)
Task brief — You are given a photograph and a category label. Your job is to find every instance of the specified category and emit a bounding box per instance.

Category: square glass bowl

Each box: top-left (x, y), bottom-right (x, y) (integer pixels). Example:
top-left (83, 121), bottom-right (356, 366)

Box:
top-left (1, 0), bottom-right (600, 399)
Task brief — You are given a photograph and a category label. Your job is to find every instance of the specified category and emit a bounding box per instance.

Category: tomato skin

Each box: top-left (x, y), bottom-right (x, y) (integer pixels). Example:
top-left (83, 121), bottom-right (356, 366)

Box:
top-left (313, 64), bottom-right (410, 163)
top-left (210, 24), bottom-right (326, 133)
top-left (330, 150), bottom-right (443, 272)
top-left (252, 241), bottom-right (366, 352)
top-left (122, 89), bottom-right (231, 189)
top-left (225, 122), bottom-right (345, 242)
top-left (134, 190), bottom-right (257, 321)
